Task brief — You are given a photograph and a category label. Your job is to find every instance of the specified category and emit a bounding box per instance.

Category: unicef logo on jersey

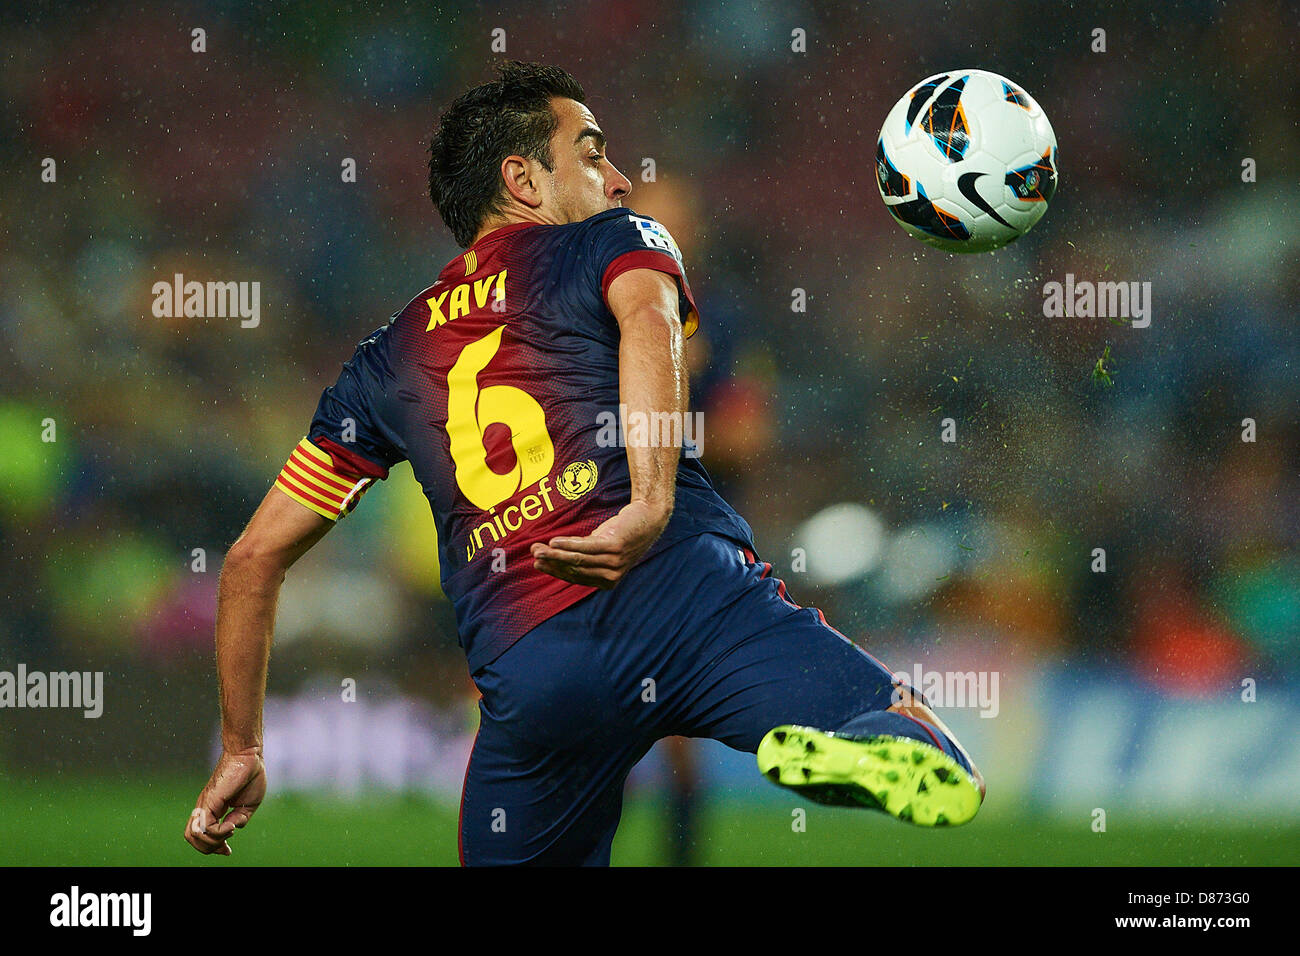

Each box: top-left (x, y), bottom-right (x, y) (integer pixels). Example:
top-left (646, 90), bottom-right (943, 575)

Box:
top-left (629, 214), bottom-right (684, 266)
top-left (557, 459), bottom-right (599, 501)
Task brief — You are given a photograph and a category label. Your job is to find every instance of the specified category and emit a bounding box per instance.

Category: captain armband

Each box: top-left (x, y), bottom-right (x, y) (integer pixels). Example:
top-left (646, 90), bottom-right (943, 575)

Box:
top-left (274, 437), bottom-right (376, 520)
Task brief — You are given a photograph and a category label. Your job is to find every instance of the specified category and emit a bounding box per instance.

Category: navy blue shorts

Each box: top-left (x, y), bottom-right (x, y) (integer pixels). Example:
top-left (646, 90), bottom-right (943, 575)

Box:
top-left (458, 532), bottom-right (903, 866)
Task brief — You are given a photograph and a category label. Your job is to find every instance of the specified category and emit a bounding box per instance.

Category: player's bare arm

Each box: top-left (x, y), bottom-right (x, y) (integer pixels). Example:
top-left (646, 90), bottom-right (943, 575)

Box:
top-left (532, 268), bottom-right (684, 590)
top-left (184, 487), bottom-right (333, 855)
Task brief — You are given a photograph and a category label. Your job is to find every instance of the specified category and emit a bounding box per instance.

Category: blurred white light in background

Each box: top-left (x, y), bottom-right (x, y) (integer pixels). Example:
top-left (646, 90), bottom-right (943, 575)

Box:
top-left (875, 522), bottom-right (958, 605)
top-left (793, 503), bottom-right (886, 586)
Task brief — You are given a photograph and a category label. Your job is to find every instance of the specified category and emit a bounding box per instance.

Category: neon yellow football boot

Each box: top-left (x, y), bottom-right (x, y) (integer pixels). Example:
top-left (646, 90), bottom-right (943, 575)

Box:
top-left (757, 725), bottom-right (982, 826)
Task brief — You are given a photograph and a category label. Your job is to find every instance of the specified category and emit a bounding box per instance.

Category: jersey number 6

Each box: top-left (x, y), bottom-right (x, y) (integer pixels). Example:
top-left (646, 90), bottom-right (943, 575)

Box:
top-left (446, 325), bottom-right (555, 512)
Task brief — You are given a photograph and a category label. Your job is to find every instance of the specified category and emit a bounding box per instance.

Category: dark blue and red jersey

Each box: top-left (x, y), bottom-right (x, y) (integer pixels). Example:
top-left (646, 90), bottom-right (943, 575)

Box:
top-left (274, 208), bottom-right (754, 670)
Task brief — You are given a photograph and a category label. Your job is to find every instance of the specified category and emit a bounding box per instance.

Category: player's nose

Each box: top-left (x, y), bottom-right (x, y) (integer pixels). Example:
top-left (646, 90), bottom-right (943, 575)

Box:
top-left (607, 164), bottom-right (632, 201)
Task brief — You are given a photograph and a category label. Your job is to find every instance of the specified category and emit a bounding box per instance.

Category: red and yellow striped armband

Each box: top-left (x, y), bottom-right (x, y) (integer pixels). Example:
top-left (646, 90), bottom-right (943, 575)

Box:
top-left (274, 438), bottom-right (376, 521)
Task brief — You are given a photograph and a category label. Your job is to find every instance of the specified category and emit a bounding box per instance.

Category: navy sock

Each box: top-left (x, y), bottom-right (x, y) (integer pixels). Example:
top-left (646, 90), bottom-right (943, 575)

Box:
top-left (834, 710), bottom-right (973, 776)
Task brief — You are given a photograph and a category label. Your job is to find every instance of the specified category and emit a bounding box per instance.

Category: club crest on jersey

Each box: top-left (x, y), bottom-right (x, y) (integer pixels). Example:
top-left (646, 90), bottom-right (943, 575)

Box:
top-left (629, 215), bottom-right (684, 266)
top-left (557, 459), bottom-right (598, 501)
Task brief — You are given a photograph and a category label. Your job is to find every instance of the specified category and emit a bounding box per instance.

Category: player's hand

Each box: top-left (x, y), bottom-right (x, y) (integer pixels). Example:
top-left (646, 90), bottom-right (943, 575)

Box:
top-left (531, 499), bottom-right (670, 590)
top-left (184, 750), bottom-right (267, 856)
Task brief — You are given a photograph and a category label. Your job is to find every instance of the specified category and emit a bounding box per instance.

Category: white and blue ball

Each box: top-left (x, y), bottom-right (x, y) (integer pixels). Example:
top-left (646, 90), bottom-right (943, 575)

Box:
top-left (876, 69), bottom-right (1059, 253)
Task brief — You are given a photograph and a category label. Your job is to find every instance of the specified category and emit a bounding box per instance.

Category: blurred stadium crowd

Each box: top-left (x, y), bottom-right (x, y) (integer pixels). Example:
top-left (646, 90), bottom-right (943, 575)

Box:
top-left (0, 0), bottom-right (1295, 774)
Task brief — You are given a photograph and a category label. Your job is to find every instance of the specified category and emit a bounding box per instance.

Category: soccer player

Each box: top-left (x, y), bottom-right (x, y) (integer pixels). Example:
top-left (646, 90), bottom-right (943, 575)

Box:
top-left (184, 61), bottom-right (985, 865)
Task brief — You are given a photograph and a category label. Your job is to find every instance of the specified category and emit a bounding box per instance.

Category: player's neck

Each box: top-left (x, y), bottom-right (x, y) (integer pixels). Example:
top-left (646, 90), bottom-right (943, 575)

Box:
top-left (470, 208), bottom-right (561, 247)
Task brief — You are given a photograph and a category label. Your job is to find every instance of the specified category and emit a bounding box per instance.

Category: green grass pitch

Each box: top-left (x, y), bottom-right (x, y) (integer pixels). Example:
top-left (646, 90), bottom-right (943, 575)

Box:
top-left (2, 776), bottom-right (1295, 866)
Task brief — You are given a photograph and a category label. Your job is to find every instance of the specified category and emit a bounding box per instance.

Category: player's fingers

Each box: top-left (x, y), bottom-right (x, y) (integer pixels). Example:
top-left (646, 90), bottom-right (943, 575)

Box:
top-left (544, 535), bottom-right (619, 554)
top-left (184, 806), bottom-right (230, 855)
top-left (185, 806), bottom-right (214, 843)
top-left (533, 556), bottom-right (620, 588)
top-left (206, 818), bottom-right (237, 840)
top-left (534, 551), bottom-right (624, 579)
top-left (533, 554), bottom-right (592, 577)
top-left (532, 544), bottom-right (621, 569)
top-left (209, 805), bottom-right (258, 837)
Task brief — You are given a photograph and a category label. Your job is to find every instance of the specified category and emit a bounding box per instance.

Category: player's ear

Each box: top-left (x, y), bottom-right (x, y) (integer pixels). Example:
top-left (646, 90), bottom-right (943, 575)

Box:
top-left (501, 155), bottom-right (544, 208)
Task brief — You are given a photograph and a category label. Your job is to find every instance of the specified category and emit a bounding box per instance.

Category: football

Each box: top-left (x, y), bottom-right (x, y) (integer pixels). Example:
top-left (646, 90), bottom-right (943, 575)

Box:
top-left (876, 69), bottom-right (1059, 253)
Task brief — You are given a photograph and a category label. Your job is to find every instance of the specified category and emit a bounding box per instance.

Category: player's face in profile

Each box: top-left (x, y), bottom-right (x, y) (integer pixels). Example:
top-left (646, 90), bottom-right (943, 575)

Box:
top-left (545, 97), bottom-right (632, 223)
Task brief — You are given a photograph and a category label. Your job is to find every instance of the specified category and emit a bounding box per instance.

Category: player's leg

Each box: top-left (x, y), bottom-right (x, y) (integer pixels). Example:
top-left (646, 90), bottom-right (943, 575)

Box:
top-left (458, 704), bottom-right (648, 865)
top-left (709, 628), bottom-right (984, 826)
top-left (671, 537), bottom-right (983, 826)
top-left (458, 606), bottom-right (653, 866)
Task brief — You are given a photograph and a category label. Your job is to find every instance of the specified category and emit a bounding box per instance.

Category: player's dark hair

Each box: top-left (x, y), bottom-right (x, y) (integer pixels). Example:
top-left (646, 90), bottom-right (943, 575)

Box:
top-left (429, 60), bottom-right (586, 248)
